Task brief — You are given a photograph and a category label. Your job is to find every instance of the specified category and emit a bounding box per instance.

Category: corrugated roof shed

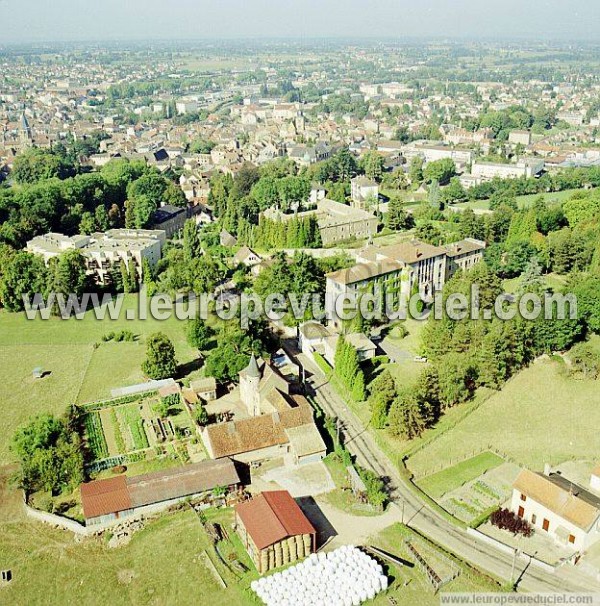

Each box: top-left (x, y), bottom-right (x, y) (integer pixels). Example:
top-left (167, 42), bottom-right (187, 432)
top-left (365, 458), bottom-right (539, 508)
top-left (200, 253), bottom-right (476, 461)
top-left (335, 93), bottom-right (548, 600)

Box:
top-left (80, 476), bottom-right (131, 520)
top-left (80, 459), bottom-right (240, 520)
top-left (235, 490), bottom-right (316, 550)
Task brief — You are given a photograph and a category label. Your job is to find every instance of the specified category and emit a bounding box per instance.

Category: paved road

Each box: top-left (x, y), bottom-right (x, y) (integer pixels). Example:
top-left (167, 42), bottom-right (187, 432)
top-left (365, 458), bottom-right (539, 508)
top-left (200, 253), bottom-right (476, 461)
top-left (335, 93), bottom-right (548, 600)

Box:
top-left (289, 345), bottom-right (600, 594)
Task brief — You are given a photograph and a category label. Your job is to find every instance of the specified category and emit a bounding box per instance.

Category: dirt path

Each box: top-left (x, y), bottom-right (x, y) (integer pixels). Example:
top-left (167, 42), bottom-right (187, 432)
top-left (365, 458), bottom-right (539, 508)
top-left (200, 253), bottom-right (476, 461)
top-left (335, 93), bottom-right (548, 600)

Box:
top-left (100, 408), bottom-right (120, 456)
top-left (313, 497), bottom-right (403, 549)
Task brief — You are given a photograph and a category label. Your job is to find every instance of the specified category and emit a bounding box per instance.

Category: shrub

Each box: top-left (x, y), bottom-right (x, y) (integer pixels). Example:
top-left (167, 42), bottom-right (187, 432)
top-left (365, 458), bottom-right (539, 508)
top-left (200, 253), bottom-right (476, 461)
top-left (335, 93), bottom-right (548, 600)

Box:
top-left (33, 493), bottom-right (54, 513)
top-left (194, 405), bottom-right (209, 426)
top-left (392, 323), bottom-right (409, 339)
top-left (569, 341), bottom-right (600, 380)
top-left (490, 508), bottom-right (533, 537)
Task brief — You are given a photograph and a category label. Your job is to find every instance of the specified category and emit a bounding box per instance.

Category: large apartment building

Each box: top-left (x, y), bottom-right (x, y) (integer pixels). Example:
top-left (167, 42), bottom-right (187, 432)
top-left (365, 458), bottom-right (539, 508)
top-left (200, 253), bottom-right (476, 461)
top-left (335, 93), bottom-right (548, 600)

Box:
top-left (27, 229), bottom-right (166, 285)
top-left (470, 158), bottom-right (544, 182)
top-left (401, 142), bottom-right (474, 168)
top-left (325, 238), bottom-right (485, 328)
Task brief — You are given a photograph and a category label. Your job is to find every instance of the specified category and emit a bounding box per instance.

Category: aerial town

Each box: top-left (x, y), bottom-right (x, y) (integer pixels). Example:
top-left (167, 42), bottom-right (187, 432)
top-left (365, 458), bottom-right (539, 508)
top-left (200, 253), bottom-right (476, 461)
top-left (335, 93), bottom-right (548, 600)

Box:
top-left (1, 7), bottom-right (600, 606)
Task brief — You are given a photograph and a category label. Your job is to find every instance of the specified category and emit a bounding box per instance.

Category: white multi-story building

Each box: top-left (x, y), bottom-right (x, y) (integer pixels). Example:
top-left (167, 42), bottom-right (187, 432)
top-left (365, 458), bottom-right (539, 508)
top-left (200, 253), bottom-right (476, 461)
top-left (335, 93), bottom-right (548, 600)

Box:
top-left (27, 229), bottom-right (165, 285)
top-left (175, 100), bottom-right (198, 115)
top-left (350, 176), bottom-right (379, 210)
top-left (402, 143), bottom-right (474, 168)
top-left (471, 158), bottom-right (544, 182)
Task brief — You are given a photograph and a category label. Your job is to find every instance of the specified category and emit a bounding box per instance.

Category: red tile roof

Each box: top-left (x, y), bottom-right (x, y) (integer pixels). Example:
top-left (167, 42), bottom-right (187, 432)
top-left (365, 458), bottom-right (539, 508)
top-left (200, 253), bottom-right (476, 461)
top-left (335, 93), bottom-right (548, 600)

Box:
top-left (80, 475), bottom-right (131, 520)
top-left (235, 490), bottom-right (316, 551)
top-left (80, 459), bottom-right (240, 521)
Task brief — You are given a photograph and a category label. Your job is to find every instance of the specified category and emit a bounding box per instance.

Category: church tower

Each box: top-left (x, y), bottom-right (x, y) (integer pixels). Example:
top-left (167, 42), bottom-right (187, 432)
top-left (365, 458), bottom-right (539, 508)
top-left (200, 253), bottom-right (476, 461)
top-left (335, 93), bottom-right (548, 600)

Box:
top-left (239, 353), bottom-right (261, 417)
top-left (19, 113), bottom-right (32, 147)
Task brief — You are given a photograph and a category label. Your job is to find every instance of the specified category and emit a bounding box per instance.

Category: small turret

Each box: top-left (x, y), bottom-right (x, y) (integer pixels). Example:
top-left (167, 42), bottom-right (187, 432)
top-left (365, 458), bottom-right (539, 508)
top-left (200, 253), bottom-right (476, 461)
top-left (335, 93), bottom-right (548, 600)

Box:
top-left (240, 353), bottom-right (261, 417)
top-left (246, 353), bottom-right (260, 379)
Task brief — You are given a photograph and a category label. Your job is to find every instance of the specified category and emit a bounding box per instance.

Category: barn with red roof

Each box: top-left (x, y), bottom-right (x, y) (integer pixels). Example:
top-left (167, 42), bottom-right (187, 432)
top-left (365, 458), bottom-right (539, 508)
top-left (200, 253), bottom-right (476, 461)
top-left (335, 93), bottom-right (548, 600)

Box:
top-left (235, 490), bottom-right (316, 573)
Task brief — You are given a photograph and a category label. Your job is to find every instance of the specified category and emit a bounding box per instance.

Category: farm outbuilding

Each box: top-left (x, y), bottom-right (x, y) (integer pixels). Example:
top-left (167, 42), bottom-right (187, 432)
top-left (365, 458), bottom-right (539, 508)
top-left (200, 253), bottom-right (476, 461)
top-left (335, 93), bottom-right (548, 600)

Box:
top-left (235, 490), bottom-right (316, 574)
top-left (81, 458), bottom-right (241, 526)
top-left (189, 377), bottom-right (217, 402)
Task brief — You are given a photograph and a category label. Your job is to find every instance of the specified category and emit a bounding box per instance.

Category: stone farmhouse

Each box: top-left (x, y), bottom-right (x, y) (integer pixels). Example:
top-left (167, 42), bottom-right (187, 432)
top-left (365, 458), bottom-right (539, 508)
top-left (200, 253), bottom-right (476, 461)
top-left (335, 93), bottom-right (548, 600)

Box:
top-left (201, 355), bottom-right (326, 466)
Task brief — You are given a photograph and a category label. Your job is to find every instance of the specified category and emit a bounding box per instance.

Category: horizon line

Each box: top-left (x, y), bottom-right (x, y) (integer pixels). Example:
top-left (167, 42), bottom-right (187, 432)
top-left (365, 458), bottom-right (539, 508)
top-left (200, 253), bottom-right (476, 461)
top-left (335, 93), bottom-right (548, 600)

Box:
top-left (2, 34), bottom-right (600, 48)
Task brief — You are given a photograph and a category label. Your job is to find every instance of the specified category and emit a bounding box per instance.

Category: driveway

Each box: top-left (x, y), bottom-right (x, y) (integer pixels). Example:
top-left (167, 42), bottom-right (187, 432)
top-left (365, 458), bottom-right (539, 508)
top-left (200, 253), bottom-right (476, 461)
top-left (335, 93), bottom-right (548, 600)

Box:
top-left (258, 461), bottom-right (335, 498)
top-left (312, 498), bottom-right (403, 550)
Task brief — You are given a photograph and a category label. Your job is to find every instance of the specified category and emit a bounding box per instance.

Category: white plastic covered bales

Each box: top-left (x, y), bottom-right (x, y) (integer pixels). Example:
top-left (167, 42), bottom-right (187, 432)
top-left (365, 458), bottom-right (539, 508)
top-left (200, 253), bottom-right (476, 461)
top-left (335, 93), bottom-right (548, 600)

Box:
top-left (250, 545), bottom-right (388, 606)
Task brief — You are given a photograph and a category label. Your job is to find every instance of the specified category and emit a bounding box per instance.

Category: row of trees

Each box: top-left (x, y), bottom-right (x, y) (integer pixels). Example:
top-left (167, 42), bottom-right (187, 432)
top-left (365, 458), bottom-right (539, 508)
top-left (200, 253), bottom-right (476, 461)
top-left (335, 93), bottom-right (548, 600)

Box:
top-left (334, 336), bottom-right (366, 401)
top-left (0, 247), bottom-right (89, 312)
top-left (1, 153), bottom-right (185, 249)
top-left (368, 253), bottom-right (599, 440)
top-left (238, 215), bottom-right (322, 250)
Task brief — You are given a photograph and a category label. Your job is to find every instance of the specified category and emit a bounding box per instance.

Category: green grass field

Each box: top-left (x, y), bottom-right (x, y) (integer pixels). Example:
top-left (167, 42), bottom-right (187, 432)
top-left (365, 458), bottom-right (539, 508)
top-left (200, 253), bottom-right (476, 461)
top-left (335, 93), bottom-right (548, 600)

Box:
top-left (322, 454), bottom-right (383, 517)
top-left (408, 356), bottom-right (600, 476)
top-left (370, 524), bottom-right (504, 604)
top-left (515, 188), bottom-right (583, 209)
top-left (0, 469), bottom-right (256, 606)
top-left (416, 452), bottom-right (504, 499)
top-left (453, 187), bottom-right (587, 213)
top-left (0, 294), bottom-right (198, 465)
top-left (502, 272), bottom-right (567, 295)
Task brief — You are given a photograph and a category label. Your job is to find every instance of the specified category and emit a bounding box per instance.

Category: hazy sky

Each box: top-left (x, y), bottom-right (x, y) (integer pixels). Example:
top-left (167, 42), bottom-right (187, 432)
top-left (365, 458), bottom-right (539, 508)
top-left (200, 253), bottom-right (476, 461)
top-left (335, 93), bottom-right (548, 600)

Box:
top-left (1, 0), bottom-right (599, 44)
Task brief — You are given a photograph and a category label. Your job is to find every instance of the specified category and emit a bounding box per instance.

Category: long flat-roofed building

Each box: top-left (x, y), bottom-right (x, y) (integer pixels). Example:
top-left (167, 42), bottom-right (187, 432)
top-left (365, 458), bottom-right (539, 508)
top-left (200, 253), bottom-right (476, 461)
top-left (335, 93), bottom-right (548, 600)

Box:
top-left (27, 228), bottom-right (165, 285)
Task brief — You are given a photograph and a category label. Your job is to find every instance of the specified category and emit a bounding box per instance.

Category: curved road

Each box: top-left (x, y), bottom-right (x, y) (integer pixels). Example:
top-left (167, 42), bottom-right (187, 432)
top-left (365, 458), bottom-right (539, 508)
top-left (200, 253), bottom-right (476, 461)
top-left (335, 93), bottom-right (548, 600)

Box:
top-left (294, 348), bottom-right (600, 594)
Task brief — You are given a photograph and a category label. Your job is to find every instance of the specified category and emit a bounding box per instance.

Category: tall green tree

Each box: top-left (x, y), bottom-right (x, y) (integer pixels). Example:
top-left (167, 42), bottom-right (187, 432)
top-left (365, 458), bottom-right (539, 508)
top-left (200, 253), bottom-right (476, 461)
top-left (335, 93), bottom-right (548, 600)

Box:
top-left (186, 317), bottom-right (214, 350)
top-left (142, 333), bottom-right (177, 379)
top-left (183, 219), bottom-right (202, 262)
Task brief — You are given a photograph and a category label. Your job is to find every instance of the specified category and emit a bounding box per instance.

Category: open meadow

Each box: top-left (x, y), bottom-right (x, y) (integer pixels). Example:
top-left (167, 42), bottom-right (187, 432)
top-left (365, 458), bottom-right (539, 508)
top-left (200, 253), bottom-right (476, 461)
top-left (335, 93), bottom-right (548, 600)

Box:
top-left (0, 467), bottom-right (256, 606)
top-left (453, 187), bottom-right (588, 213)
top-left (0, 295), bottom-right (198, 465)
top-left (407, 355), bottom-right (600, 477)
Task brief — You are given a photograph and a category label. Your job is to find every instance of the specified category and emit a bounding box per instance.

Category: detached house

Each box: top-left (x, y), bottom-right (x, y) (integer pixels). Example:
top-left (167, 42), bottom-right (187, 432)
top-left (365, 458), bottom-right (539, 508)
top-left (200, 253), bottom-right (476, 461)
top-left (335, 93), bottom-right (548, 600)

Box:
top-left (511, 467), bottom-right (600, 551)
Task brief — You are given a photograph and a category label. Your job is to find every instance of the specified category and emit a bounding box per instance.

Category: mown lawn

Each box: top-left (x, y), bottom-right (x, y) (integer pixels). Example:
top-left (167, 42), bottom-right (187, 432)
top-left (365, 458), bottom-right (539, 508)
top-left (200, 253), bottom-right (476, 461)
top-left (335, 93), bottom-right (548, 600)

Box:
top-left (0, 294), bottom-right (198, 465)
top-left (408, 356), bottom-right (600, 476)
top-left (502, 272), bottom-right (567, 295)
top-left (416, 452), bottom-right (504, 499)
top-left (515, 188), bottom-right (583, 208)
